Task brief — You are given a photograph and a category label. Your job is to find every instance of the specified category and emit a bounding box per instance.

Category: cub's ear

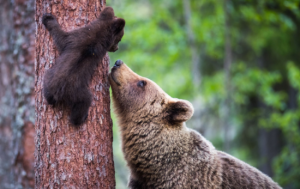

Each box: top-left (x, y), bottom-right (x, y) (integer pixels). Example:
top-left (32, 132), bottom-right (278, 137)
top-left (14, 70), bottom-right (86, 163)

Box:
top-left (165, 99), bottom-right (194, 125)
top-left (112, 18), bottom-right (125, 34)
top-left (100, 6), bottom-right (115, 20)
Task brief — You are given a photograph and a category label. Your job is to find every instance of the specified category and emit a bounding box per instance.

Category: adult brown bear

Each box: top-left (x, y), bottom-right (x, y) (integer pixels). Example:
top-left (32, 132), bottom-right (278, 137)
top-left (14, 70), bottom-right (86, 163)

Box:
top-left (109, 60), bottom-right (282, 189)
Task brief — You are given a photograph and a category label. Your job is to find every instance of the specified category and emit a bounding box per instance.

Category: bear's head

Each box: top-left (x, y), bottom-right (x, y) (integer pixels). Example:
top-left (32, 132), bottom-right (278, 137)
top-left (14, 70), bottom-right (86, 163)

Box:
top-left (109, 60), bottom-right (194, 128)
top-left (99, 7), bottom-right (125, 52)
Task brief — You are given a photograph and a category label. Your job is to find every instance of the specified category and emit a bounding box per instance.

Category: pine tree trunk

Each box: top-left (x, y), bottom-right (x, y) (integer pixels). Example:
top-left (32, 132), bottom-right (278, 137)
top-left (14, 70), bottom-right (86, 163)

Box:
top-left (182, 0), bottom-right (201, 86)
top-left (0, 0), bottom-right (35, 188)
top-left (35, 0), bottom-right (115, 188)
top-left (222, 0), bottom-right (232, 152)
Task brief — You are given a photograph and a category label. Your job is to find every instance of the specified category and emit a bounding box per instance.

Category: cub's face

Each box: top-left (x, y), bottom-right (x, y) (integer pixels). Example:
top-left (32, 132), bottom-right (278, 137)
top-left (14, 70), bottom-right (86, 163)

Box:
top-left (109, 60), bottom-right (194, 126)
top-left (108, 23), bottom-right (124, 52)
top-left (99, 7), bottom-right (125, 52)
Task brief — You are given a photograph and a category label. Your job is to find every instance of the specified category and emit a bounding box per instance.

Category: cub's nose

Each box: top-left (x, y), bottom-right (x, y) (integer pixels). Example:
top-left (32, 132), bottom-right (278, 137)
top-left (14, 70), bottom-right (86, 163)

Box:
top-left (114, 59), bottom-right (123, 67)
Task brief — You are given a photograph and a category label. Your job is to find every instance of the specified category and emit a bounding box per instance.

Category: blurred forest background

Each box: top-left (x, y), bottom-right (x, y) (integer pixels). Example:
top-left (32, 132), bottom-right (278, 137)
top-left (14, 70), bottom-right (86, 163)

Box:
top-left (107, 0), bottom-right (300, 188)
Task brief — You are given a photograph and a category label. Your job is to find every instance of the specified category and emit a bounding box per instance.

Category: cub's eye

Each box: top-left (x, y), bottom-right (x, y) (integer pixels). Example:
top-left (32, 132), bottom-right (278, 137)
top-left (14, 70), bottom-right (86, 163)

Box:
top-left (137, 80), bottom-right (147, 88)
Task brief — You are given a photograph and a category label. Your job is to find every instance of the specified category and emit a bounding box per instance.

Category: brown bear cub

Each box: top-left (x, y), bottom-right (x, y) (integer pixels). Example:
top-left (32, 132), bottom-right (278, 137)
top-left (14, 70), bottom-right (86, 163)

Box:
top-left (42, 7), bottom-right (125, 126)
top-left (109, 60), bottom-right (282, 189)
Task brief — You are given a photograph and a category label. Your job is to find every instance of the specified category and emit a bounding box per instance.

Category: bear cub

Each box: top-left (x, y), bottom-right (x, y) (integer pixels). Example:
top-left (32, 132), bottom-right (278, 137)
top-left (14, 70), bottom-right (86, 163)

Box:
top-left (109, 60), bottom-right (282, 189)
top-left (42, 7), bottom-right (125, 126)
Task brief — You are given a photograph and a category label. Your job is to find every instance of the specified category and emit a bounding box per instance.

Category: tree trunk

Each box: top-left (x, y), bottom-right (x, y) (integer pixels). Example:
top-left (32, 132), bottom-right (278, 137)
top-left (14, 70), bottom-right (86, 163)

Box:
top-left (222, 0), bottom-right (232, 152)
top-left (35, 0), bottom-right (115, 188)
top-left (182, 0), bottom-right (201, 86)
top-left (257, 55), bottom-right (284, 178)
top-left (0, 0), bottom-right (35, 188)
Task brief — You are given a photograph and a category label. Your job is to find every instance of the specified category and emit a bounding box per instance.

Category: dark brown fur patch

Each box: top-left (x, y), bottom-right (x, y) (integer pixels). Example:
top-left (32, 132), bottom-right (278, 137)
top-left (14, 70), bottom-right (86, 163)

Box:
top-left (165, 101), bottom-right (193, 125)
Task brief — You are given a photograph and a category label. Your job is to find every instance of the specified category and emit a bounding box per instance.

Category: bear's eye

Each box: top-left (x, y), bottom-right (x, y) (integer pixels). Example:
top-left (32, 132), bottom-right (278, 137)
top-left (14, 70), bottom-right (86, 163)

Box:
top-left (137, 80), bottom-right (147, 88)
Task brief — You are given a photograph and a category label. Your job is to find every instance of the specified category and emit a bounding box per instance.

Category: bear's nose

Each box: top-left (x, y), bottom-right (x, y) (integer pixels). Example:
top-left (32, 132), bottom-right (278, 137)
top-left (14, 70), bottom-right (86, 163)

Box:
top-left (114, 59), bottom-right (123, 67)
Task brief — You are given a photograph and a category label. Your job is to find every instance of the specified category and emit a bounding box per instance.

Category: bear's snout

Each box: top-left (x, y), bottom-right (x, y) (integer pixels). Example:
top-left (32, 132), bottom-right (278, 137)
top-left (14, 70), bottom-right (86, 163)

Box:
top-left (110, 61), bottom-right (122, 86)
top-left (114, 59), bottom-right (123, 67)
top-left (110, 61), bottom-right (141, 87)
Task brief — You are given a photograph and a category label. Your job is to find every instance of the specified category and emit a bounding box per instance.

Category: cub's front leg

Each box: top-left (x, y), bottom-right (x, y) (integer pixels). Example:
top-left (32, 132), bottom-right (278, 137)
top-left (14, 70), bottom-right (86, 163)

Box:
top-left (42, 13), bottom-right (68, 53)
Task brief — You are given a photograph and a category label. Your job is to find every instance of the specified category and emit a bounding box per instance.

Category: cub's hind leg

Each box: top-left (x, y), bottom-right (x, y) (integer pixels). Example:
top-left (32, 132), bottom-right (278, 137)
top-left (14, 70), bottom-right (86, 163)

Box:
top-left (69, 91), bottom-right (92, 126)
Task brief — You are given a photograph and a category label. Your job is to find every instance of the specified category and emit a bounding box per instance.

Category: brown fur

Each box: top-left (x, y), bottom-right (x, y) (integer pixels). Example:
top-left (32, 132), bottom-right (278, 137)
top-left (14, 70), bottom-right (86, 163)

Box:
top-left (109, 60), bottom-right (282, 189)
top-left (42, 7), bottom-right (125, 126)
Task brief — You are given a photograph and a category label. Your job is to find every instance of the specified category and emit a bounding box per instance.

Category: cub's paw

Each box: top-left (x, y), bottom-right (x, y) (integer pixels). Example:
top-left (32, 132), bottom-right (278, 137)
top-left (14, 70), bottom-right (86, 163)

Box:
top-left (42, 13), bottom-right (57, 29)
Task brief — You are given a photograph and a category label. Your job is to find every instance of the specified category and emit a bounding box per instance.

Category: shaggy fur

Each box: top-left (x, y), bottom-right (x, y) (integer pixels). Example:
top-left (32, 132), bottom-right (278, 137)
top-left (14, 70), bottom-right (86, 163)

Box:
top-left (109, 60), bottom-right (282, 189)
top-left (42, 7), bottom-right (125, 126)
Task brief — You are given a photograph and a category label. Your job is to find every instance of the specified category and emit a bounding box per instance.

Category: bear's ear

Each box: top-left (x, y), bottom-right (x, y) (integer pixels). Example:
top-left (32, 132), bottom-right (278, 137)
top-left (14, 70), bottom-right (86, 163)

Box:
top-left (100, 6), bottom-right (115, 20)
top-left (112, 18), bottom-right (125, 34)
top-left (165, 99), bottom-right (194, 125)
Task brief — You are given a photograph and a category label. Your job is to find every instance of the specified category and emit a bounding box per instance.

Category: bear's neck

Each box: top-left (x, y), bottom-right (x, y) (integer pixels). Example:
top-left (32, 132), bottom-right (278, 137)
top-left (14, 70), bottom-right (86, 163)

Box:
top-left (121, 120), bottom-right (192, 179)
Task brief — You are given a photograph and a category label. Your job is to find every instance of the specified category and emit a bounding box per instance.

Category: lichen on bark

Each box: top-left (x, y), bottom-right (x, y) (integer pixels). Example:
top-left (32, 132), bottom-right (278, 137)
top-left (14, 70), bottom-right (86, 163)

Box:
top-left (0, 0), bottom-right (35, 188)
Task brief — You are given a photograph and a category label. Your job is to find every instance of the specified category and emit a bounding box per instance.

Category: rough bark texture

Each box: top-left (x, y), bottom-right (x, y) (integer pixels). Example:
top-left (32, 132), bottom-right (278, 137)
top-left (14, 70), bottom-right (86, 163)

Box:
top-left (35, 0), bottom-right (115, 188)
top-left (0, 0), bottom-right (35, 188)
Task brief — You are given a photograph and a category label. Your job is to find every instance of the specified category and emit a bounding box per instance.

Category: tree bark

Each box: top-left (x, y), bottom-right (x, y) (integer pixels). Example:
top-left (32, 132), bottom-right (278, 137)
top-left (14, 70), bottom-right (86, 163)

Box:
top-left (35, 0), bottom-right (115, 188)
top-left (0, 0), bottom-right (35, 188)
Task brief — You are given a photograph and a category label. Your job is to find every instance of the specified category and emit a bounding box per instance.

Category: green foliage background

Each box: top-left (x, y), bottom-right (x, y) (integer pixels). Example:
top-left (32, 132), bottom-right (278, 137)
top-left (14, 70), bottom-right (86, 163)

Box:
top-left (108, 0), bottom-right (300, 188)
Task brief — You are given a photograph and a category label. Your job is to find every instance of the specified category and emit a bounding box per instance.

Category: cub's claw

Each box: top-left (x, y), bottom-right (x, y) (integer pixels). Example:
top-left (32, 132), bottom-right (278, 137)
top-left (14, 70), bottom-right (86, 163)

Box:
top-left (42, 13), bottom-right (56, 29)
